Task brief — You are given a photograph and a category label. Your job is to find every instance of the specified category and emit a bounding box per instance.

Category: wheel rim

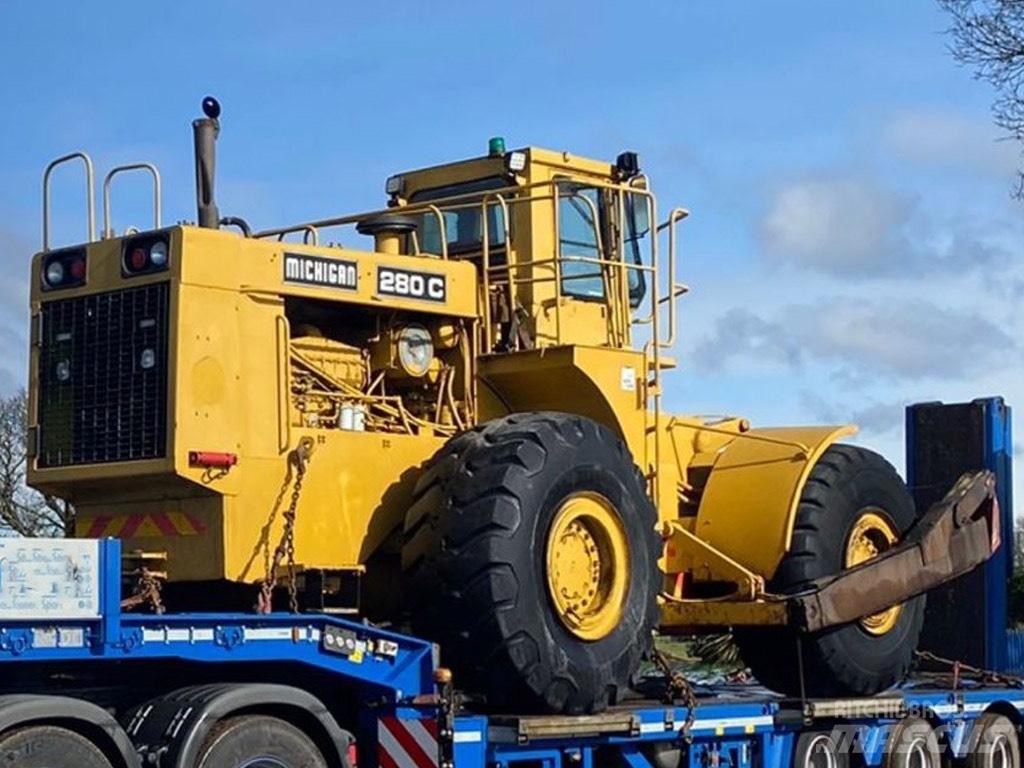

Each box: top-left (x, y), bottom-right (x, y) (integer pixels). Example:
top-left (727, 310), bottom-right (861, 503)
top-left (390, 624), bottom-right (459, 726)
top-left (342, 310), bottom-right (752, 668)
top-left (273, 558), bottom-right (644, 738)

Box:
top-left (803, 734), bottom-right (839, 768)
top-left (844, 509), bottom-right (902, 635)
top-left (545, 492), bottom-right (629, 641)
top-left (991, 735), bottom-right (1010, 768)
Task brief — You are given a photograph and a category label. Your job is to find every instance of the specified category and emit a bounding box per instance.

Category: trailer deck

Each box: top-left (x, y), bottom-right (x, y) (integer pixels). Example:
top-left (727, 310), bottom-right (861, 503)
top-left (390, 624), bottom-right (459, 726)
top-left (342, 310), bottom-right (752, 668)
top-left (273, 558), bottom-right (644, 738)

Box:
top-left (1, 536), bottom-right (1022, 768)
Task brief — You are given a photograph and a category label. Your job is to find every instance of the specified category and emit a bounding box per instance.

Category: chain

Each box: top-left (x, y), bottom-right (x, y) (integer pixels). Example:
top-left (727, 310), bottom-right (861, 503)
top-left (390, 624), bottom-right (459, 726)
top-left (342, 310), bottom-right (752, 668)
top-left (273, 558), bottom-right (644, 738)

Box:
top-left (914, 650), bottom-right (1024, 689)
top-left (652, 647), bottom-right (697, 742)
top-left (121, 567), bottom-right (165, 614)
top-left (259, 438), bottom-right (313, 614)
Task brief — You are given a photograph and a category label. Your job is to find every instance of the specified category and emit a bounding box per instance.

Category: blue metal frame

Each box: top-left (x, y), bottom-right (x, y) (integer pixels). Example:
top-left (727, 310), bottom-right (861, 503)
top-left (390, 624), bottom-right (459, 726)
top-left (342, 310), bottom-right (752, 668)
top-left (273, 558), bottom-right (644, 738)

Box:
top-left (444, 687), bottom-right (1024, 768)
top-left (0, 539), bottom-right (436, 704)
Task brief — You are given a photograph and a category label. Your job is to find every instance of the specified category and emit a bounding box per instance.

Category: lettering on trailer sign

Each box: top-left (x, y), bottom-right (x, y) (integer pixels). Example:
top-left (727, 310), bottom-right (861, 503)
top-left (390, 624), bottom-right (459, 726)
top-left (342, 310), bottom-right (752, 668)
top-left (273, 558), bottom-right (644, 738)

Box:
top-left (0, 540), bottom-right (100, 620)
top-left (377, 266), bottom-right (447, 303)
top-left (284, 253), bottom-right (358, 291)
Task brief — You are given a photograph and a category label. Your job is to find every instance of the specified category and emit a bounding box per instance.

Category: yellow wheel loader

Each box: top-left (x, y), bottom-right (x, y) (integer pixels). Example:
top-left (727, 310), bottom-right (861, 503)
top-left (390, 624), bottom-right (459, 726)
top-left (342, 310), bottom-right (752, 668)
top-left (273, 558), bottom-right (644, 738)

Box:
top-left (26, 99), bottom-right (999, 714)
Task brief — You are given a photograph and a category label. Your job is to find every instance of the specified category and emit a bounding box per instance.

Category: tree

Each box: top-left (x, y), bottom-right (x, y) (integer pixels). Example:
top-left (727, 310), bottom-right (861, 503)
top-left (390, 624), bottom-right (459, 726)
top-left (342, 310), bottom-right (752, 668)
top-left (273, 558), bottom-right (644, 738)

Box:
top-left (0, 390), bottom-right (73, 536)
top-left (939, 0), bottom-right (1024, 197)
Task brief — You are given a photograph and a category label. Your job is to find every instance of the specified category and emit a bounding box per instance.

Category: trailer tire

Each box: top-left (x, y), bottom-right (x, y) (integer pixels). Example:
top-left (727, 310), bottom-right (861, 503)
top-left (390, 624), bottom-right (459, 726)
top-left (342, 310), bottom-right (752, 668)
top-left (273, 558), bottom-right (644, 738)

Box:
top-left (966, 713), bottom-right (1020, 768)
top-left (883, 718), bottom-right (941, 768)
top-left (402, 412), bottom-right (661, 714)
top-left (0, 725), bottom-right (113, 768)
top-left (194, 715), bottom-right (327, 768)
top-left (736, 444), bottom-right (925, 697)
top-left (793, 731), bottom-right (850, 768)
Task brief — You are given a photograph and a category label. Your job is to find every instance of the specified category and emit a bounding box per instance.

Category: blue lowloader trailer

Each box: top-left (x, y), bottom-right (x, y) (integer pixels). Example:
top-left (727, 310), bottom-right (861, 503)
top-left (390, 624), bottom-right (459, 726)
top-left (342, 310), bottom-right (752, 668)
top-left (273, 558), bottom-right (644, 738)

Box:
top-left (0, 397), bottom-right (1018, 768)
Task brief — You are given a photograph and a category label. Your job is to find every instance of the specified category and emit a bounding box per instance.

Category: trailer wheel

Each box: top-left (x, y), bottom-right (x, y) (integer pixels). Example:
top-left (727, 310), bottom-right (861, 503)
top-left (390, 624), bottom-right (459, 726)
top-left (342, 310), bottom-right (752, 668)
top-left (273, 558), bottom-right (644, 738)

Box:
top-left (402, 412), bottom-right (661, 714)
top-left (793, 731), bottom-right (850, 768)
top-left (966, 713), bottom-right (1020, 768)
top-left (195, 715), bottom-right (327, 768)
top-left (0, 725), bottom-right (113, 767)
top-left (883, 718), bottom-right (941, 768)
top-left (736, 445), bottom-right (925, 697)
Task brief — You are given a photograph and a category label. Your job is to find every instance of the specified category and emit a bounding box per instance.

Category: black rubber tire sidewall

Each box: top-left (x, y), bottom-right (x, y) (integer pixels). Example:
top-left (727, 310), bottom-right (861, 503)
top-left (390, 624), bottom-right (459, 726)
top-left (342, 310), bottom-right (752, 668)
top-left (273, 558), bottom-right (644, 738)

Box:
top-left (793, 731), bottom-right (851, 768)
top-left (965, 713), bottom-right (1021, 768)
top-left (196, 715), bottom-right (327, 768)
top-left (403, 412), bottom-right (660, 714)
top-left (0, 725), bottom-right (113, 768)
top-left (884, 718), bottom-right (942, 768)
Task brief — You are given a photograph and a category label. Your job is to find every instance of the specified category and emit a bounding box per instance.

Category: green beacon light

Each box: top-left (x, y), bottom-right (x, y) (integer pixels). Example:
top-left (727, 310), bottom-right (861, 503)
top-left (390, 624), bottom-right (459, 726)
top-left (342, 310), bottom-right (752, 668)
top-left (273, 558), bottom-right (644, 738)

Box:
top-left (488, 136), bottom-right (506, 157)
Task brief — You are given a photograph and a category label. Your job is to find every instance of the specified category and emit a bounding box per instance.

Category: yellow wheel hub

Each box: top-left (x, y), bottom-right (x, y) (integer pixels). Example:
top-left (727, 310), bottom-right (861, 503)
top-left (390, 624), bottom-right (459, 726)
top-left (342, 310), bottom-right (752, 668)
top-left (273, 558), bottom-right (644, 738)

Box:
top-left (844, 510), bottom-right (902, 635)
top-left (545, 492), bottom-right (629, 641)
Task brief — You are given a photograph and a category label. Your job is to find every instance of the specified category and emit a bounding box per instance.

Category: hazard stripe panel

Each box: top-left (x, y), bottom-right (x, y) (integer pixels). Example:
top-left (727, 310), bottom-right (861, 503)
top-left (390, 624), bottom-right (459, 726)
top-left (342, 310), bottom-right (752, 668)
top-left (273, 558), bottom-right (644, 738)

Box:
top-left (82, 512), bottom-right (207, 538)
top-left (378, 717), bottom-right (439, 768)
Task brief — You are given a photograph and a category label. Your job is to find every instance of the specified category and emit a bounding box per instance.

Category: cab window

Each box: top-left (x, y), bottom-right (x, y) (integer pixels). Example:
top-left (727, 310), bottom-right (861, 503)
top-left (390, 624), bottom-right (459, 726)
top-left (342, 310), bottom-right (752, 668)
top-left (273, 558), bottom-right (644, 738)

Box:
top-left (624, 191), bottom-right (651, 308)
top-left (558, 184), bottom-right (605, 299)
top-left (409, 176), bottom-right (507, 256)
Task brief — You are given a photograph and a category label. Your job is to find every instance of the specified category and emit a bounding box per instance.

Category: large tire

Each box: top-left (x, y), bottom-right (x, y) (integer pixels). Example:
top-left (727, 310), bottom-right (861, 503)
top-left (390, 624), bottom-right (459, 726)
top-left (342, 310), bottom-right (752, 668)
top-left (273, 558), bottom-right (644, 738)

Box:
top-left (195, 715), bottom-right (327, 768)
top-left (0, 725), bottom-right (113, 768)
top-left (402, 412), bottom-right (660, 714)
top-left (736, 444), bottom-right (925, 697)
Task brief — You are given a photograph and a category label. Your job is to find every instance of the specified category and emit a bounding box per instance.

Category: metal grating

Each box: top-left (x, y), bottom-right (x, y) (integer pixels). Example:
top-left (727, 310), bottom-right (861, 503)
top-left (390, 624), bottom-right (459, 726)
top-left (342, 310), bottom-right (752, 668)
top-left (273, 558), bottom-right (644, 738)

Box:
top-left (38, 283), bottom-right (170, 467)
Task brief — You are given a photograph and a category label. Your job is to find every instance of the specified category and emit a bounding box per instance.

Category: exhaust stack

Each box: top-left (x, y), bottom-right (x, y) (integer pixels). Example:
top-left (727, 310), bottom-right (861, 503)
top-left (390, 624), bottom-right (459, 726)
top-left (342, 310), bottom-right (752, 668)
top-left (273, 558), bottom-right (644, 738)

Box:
top-left (192, 96), bottom-right (221, 229)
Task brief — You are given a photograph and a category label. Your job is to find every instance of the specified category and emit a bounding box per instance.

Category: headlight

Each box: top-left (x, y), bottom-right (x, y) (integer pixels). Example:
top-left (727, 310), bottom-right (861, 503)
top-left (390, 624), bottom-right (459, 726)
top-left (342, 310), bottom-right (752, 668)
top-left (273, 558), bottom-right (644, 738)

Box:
top-left (396, 325), bottom-right (434, 377)
top-left (45, 261), bottom-right (65, 286)
top-left (55, 359), bottom-right (71, 382)
top-left (149, 240), bottom-right (168, 267)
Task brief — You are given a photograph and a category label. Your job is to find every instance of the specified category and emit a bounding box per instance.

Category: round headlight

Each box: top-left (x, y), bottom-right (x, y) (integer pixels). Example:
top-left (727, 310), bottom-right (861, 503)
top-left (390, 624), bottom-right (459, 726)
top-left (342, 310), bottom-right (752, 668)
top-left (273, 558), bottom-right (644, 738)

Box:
top-left (55, 359), bottom-right (71, 382)
top-left (45, 261), bottom-right (65, 286)
top-left (149, 241), bottom-right (168, 267)
top-left (396, 325), bottom-right (434, 377)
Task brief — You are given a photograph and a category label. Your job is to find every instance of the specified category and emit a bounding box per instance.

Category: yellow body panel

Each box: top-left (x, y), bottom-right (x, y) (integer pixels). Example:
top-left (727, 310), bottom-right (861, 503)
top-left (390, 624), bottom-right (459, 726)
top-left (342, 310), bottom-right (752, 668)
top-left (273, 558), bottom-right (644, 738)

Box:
top-left (31, 227), bottom-right (473, 583)
top-left (692, 425), bottom-right (858, 578)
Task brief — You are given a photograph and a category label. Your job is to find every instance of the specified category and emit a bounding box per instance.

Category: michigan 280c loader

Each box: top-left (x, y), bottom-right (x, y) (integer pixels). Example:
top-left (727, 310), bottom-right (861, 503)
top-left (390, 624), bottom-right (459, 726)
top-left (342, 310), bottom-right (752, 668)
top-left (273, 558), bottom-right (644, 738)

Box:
top-left (26, 99), bottom-right (1000, 715)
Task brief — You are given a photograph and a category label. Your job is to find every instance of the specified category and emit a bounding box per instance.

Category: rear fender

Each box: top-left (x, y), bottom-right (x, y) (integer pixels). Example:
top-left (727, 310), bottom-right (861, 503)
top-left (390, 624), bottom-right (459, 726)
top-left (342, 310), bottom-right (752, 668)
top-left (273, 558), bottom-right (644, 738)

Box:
top-left (693, 425), bottom-right (856, 579)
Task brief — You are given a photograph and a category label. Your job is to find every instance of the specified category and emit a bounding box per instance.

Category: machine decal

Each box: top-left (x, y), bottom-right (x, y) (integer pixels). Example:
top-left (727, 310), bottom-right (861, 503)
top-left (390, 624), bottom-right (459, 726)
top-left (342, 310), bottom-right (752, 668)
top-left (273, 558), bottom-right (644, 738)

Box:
top-left (284, 253), bottom-right (358, 291)
top-left (378, 716), bottom-right (440, 768)
top-left (377, 266), bottom-right (446, 303)
top-left (83, 512), bottom-right (207, 538)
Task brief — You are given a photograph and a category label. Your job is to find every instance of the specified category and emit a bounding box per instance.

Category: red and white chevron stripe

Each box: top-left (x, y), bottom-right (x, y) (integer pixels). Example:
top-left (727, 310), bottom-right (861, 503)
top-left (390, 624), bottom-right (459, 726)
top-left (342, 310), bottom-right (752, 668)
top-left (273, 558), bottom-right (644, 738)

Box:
top-left (378, 717), bottom-right (440, 768)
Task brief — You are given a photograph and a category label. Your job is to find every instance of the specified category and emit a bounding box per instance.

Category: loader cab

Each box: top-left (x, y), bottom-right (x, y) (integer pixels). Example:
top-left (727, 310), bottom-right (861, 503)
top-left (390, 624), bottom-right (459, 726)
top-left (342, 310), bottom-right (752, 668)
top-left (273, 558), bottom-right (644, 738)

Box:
top-left (387, 144), bottom-right (662, 353)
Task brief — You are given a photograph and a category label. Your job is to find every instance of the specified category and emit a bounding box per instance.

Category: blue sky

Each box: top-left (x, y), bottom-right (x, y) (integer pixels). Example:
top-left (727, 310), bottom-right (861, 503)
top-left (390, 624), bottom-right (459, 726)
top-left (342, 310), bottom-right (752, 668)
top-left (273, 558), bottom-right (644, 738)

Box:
top-left (1, 1), bottom-right (1021, 491)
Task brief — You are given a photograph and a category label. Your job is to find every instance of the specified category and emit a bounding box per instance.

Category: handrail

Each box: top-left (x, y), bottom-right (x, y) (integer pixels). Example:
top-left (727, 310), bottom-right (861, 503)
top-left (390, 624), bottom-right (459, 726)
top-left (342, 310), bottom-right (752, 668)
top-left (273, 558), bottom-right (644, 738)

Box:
top-left (661, 207), bottom-right (689, 348)
top-left (102, 163), bottom-right (162, 238)
top-left (276, 226), bottom-right (319, 246)
top-left (255, 202), bottom-right (449, 260)
top-left (42, 151), bottom-right (96, 250)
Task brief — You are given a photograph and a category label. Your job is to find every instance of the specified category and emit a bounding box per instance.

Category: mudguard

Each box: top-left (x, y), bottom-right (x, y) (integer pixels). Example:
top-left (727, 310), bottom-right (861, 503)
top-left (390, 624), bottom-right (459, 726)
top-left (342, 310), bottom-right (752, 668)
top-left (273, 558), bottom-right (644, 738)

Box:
top-left (693, 425), bottom-right (856, 579)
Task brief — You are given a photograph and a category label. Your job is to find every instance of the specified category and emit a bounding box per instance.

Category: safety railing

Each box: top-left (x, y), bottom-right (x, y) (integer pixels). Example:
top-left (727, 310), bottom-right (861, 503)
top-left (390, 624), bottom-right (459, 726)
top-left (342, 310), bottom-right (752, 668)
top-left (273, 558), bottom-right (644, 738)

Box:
top-left (42, 152), bottom-right (96, 251)
top-left (102, 163), bottom-right (162, 238)
top-left (43, 152), bottom-right (166, 250)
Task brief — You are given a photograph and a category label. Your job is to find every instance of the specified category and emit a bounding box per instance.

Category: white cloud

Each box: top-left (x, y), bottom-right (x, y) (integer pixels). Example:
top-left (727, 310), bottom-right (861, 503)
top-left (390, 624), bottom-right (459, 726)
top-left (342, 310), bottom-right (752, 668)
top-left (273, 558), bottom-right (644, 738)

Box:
top-left (760, 177), bottom-right (917, 276)
top-left (758, 174), bottom-right (1014, 278)
top-left (883, 109), bottom-right (1021, 178)
top-left (800, 391), bottom-right (907, 435)
top-left (695, 297), bottom-right (1016, 384)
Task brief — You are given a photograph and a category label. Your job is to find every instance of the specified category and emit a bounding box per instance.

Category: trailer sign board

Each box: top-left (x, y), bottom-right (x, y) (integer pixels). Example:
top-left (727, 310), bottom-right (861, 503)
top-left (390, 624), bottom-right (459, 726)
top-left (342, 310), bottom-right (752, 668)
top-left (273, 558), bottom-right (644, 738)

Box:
top-left (0, 539), bottom-right (100, 619)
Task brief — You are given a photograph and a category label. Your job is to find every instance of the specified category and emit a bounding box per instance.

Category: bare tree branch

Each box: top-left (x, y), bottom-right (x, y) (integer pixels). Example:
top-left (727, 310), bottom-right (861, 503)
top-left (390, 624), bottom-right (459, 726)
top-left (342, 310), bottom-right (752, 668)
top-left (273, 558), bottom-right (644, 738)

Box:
top-left (939, 0), bottom-right (1024, 197)
top-left (0, 390), bottom-right (73, 537)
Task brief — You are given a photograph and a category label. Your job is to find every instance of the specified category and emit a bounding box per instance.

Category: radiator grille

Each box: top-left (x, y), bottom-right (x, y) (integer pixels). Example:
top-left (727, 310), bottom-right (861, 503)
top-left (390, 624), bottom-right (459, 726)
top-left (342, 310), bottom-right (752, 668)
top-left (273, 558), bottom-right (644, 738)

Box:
top-left (38, 283), bottom-right (170, 467)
